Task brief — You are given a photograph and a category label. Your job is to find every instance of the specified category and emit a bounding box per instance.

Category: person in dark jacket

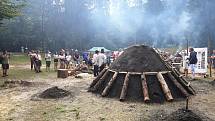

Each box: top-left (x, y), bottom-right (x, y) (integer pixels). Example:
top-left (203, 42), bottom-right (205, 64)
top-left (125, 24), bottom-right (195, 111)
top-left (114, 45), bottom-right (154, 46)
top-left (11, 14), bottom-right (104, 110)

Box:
top-left (189, 48), bottom-right (197, 79)
top-left (1, 51), bottom-right (10, 77)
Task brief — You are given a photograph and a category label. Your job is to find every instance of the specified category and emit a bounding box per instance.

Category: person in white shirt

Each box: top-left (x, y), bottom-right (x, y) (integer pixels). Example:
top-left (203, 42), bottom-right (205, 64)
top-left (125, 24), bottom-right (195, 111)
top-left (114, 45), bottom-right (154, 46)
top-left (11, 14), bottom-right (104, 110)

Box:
top-left (35, 51), bottom-right (42, 73)
top-left (92, 50), bottom-right (99, 77)
top-left (66, 53), bottom-right (72, 69)
top-left (45, 51), bottom-right (52, 72)
top-left (53, 52), bottom-right (59, 71)
top-left (59, 51), bottom-right (66, 69)
top-left (96, 49), bottom-right (107, 72)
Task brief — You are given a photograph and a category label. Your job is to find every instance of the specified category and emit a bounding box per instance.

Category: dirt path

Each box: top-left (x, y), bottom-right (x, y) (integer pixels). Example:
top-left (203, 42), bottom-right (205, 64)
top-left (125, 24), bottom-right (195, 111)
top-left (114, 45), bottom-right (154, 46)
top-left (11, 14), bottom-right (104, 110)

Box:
top-left (0, 67), bottom-right (215, 121)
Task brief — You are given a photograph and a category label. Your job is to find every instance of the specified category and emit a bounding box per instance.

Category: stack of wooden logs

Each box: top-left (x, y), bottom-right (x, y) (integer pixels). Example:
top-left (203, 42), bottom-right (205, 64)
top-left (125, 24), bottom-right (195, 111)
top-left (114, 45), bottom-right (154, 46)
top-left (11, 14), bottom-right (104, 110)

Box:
top-left (88, 67), bottom-right (195, 102)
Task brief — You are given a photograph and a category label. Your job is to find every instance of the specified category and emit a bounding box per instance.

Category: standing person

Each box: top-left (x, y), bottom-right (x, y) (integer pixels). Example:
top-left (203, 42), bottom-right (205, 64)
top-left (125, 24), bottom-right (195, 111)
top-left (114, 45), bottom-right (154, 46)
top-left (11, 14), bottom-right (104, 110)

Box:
top-left (28, 51), bottom-right (34, 70)
top-left (212, 50), bottom-right (215, 69)
top-left (1, 51), bottom-right (10, 77)
top-left (189, 48), bottom-right (198, 79)
top-left (59, 51), bottom-right (66, 69)
top-left (106, 51), bottom-right (112, 66)
top-left (35, 51), bottom-right (42, 73)
top-left (45, 51), bottom-right (52, 72)
top-left (97, 49), bottom-right (107, 72)
top-left (53, 52), bottom-right (59, 71)
top-left (73, 50), bottom-right (80, 66)
top-left (92, 50), bottom-right (99, 77)
top-left (66, 53), bottom-right (72, 69)
top-left (83, 51), bottom-right (89, 65)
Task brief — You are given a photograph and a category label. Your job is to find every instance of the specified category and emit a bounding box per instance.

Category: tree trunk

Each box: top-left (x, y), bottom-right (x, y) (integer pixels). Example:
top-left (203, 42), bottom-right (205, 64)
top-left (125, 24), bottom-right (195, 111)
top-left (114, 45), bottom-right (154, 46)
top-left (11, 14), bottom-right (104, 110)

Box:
top-left (141, 73), bottom-right (150, 102)
top-left (102, 72), bottom-right (118, 97)
top-left (120, 72), bottom-right (130, 101)
top-left (157, 72), bottom-right (173, 101)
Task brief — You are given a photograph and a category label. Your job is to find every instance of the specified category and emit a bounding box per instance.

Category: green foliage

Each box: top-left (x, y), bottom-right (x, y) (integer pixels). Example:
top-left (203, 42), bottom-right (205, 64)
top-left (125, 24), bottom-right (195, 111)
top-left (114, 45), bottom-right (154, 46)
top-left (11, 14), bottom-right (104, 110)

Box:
top-left (0, 0), bottom-right (24, 24)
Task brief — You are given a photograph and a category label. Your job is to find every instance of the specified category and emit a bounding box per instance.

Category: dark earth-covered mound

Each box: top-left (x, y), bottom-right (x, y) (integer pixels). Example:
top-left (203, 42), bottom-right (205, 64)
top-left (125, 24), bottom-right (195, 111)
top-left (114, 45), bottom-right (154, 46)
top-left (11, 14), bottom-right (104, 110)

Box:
top-left (165, 109), bottom-right (202, 121)
top-left (148, 108), bottom-right (213, 121)
top-left (39, 86), bottom-right (70, 99)
top-left (110, 45), bottom-right (168, 72)
top-left (89, 45), bottom-right (195, 103)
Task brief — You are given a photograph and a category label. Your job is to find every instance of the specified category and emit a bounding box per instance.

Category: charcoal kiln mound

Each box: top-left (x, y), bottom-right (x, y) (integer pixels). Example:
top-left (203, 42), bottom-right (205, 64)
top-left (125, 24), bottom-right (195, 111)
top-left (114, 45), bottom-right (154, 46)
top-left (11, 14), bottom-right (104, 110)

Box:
top-left (39, 86), bottom-right (71, 99)
top-left (110, 45), bottom-right (169, 72)
top-left (88, 45), bottom-right (196, 103)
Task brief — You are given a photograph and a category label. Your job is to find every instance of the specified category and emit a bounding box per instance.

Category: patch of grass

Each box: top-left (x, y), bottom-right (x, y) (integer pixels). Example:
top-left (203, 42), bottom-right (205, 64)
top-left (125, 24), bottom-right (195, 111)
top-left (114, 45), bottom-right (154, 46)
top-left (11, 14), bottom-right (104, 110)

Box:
top-left (10, 53), bottom-right (29, 65)
top-left (0, 68), bottom-right (56, 82)
top-left (10, 53), bottom-right (47, 66)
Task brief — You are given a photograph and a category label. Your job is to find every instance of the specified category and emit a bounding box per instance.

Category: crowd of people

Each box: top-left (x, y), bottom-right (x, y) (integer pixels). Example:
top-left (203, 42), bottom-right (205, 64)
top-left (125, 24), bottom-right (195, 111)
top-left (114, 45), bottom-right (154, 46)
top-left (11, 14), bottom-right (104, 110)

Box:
top-left (28, 48), bottom-right (125, 77)
top-left (29, 49), bottom-right (83, 73)
top-left (1, 47), bottom-right (214, 79)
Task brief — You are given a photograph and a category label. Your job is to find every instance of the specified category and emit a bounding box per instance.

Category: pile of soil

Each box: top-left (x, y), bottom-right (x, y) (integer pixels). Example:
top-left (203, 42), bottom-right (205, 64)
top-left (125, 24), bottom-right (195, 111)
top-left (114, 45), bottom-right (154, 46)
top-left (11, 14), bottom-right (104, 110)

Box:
top-left (164, 109), bottom-right (202, 121)
top-left (39, 86), bottom-right (71, 99)
top-left (110, 45), bottom-right (168, 72)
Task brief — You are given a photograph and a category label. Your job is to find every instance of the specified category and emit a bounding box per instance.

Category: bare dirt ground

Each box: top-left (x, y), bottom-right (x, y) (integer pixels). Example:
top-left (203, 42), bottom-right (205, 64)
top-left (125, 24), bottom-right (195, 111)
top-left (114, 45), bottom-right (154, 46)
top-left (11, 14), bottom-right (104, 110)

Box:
top-left (0, 65), bottom-right (215, 121)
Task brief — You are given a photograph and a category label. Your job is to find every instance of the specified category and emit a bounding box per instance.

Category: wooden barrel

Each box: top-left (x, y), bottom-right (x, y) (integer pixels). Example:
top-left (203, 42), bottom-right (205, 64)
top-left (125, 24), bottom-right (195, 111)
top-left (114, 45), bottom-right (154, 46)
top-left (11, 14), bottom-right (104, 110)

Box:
top-left (57, 69), bottom-right (68, 78)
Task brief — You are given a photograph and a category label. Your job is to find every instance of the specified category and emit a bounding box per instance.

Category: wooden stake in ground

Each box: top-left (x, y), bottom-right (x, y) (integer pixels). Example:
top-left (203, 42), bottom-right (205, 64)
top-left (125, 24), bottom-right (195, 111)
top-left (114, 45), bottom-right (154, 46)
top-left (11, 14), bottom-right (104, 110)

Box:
top-left (120, 72), bottom-right (130, 101)
top-left (186, 97), bottom-right (189, 110)
top-left (157, 72), bottom-right (173, 101)
top-left (101, 72), bottom-right (118, 97)
top-left (141, 73), bottom-right (150, 102)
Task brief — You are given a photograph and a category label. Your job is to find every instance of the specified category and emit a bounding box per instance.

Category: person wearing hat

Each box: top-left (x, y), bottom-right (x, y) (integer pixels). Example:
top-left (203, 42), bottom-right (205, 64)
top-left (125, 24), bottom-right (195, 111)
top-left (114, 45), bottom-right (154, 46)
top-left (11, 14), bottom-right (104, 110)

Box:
top-left (45, 51), bottom-right (52, 72)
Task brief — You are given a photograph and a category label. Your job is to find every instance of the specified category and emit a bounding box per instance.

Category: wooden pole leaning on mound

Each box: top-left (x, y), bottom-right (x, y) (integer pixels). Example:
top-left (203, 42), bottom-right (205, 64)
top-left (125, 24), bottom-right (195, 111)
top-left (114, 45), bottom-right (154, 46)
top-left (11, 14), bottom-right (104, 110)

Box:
top-left (120, 72), bottom-right (130, 101)
top-left (167, 72), bottom-right (190, 97)
top-left (102, 71), bottom-right (118, 97)
top-left (141, 73), bottom-right (150, 102)
top-left (156, 72), bottom-right (173, 101)
top-left (90, 69), bottom-right (110, 92)
top-left (163, 60), bottom-right (196, 95)
top-left (89, 68), bottom-right (107, 88)
top-left (171, 69), bottom-right (196, 95)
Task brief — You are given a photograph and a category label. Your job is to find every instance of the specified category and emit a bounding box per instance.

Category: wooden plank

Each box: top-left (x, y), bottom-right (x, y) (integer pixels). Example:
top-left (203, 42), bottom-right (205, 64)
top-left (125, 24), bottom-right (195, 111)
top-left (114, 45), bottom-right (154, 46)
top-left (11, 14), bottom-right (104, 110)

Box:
top-left (109, 69), bottom-right (117, 73)
top-left (141, 73), bottom-right (150, 102)
top-left (90, 70), bottom-right (110, 91)
top-left (101, 72), bottom-right (118, 97)
top-left (119, 72), bottom-right (130, 101)
top-left (167, 72), bottom-right (190, 97)
top-left (157, 72), bottom-right (173, 101)
top-left (129, 72), bottom-right (142, 75)
top-left (171, 70), bottom-right (196, 95)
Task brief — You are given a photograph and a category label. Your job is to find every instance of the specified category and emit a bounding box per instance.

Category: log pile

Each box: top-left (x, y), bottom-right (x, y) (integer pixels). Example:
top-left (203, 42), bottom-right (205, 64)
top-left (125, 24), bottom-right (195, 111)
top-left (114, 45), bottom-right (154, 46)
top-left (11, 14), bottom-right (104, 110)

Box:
top-left (88, 45), bottom-right (195, 103)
